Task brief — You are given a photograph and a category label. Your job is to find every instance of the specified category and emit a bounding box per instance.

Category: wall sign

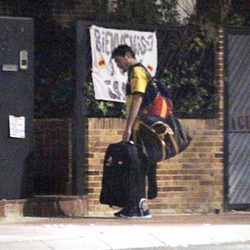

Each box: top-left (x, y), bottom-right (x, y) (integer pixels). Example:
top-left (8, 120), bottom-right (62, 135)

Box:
top-left (9, 115), bottom-right (25, 139)
top-left (90, 25), bottom-right (158, 102)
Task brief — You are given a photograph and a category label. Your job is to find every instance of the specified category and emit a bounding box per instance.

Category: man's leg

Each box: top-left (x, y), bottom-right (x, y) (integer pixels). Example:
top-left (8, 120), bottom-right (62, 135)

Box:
top-left (115, 143), bottom-right (151, 218)
top-left (147, 162), bottom-right (158, 199)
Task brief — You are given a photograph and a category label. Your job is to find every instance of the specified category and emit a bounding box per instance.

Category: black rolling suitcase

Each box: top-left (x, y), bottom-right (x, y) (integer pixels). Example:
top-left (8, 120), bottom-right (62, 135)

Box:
top-left (100, 142), bottom-right (144, 208)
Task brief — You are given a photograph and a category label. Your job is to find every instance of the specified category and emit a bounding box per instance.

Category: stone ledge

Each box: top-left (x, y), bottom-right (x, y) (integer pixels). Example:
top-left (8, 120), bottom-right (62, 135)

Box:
top-left (0, 195), bottom-right (88, 218)
top-left (0, 199), bottom-right (27, 217)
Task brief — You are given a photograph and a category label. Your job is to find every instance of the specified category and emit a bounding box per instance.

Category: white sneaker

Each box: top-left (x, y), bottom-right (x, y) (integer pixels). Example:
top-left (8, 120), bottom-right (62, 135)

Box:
top-left (139, 198), bottom-right (152, 218)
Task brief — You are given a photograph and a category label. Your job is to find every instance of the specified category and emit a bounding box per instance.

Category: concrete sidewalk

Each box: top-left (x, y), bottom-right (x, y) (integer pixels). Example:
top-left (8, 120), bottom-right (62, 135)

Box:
top-left (0, 212), bottom-right (250, 249)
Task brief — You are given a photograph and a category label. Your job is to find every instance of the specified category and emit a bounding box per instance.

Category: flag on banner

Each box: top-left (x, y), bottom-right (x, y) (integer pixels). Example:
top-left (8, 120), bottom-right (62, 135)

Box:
top-left (90, 25), bottom-right (158, 103)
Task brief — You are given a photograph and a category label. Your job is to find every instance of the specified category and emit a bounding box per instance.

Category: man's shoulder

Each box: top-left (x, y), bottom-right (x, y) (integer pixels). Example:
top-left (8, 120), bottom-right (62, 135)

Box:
top-left (129, 63), bottom-right (144, 71)
top-left (129, 64), bottom-right (148, 77)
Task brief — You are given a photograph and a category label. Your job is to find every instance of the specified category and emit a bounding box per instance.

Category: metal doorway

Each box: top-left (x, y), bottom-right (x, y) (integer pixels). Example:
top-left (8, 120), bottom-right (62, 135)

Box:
top-left (0, 17), bottom-right (33, 199)
top-left (224, 28), bottom-right (250, 209)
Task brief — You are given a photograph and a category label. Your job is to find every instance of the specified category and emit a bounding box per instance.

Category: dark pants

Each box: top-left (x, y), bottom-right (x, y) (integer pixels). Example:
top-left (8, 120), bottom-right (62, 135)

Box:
top-left (130, 128), bottom-right (158, 207)
top-left (126, 154), bottom-right (157, 209)
top-left (141, 154), bottom-right (157, 199)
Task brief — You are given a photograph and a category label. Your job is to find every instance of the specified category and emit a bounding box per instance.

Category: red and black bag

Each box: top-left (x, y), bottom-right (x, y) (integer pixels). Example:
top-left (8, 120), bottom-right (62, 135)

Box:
top-left (138, 114), bottom-right (192, 162)
top-left (130, 64), bottom-right (192, 163)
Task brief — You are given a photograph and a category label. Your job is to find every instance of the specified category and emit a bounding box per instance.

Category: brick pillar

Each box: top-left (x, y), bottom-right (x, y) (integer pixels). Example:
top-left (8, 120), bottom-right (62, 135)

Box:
top-left (215, 26), bottom-right (225, 210)
top-left (216, 26), bottom-right (225, 129)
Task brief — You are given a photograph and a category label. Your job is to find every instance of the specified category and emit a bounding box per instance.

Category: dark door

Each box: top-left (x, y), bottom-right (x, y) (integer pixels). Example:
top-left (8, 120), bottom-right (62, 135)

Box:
top-left (225, 28), bottom-right (250, 209)
top-left (0, 17), bottom-right (33, 199)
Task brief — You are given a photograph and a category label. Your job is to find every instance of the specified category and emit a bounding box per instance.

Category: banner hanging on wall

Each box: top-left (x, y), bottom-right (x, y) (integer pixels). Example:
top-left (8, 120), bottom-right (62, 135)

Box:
top-left (90, 25), bottom-right (158, 103)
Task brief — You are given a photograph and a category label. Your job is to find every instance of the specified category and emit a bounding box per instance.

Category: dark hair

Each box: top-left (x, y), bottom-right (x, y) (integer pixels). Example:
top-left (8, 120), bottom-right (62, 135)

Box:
top-left (111, 45), bottom-right (135, 59)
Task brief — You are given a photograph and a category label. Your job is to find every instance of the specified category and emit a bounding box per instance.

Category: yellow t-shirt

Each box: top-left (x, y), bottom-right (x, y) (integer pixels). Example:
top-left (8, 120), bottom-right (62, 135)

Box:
top-left (126, 66), bottom-right (149, 114)
top-left (130, 66), bottom-right (148, 94)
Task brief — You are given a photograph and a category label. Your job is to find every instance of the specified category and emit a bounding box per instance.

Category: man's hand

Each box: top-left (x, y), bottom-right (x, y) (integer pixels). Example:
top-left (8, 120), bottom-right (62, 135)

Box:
top-left (122, 127), bottom-right (132, 142)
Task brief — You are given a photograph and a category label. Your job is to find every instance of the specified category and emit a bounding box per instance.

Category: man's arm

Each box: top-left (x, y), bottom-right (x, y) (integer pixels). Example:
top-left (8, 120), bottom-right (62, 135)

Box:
top-left (123, 94), bottom-right (143, 142)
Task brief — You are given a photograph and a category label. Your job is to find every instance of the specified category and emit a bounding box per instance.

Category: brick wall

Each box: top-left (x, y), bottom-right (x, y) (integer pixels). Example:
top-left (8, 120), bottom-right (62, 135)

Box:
top-left (85, 27), bottom-right (225, 216)
top-left (85, 118), bottom-right (224, 216)
top-left (0, 1), bottom-right (97, 27)
top-left (51, 0), bottom-right (95, 27)
top-left (32, 119), bottom-right (72, 195)
top-left (29, 28), bottom-right (225, 216)
top-left (31, 116), bottom-right (224, 216)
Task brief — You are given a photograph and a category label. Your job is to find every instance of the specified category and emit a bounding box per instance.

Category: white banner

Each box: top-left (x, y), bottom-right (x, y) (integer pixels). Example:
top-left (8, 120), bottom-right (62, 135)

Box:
top-left (90, 25), bottom-right (158, 103)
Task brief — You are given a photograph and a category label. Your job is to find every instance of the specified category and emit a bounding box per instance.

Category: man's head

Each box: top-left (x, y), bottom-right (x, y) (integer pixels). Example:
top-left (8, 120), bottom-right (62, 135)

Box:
top-left (111, 45), bottom-right (137, 72)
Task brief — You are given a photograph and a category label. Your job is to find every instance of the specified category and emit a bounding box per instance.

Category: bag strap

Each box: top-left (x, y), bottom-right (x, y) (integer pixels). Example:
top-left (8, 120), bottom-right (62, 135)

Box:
top-left (139, 121), bottom-right (179, 161)
top-left (135, 64), bottom-right (172, 99)
top-left (128, 63), bottom-right (154, 83)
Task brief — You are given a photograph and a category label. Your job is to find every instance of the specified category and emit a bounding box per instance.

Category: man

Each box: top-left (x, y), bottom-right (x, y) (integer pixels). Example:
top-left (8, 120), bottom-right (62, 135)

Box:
top-left (111, 45), bottom-right (156, 218)
top-left (112, 45), bottom-right (146, 143)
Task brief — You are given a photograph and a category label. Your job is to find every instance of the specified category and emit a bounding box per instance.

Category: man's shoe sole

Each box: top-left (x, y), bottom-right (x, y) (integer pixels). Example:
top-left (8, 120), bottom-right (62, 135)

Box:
top-left (119, 214), bottom-right (152, 219)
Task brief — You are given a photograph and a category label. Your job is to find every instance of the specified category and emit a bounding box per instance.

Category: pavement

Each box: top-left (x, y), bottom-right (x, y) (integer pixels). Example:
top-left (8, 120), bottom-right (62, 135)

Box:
top-left (0, 212), bottom-right (250, 250)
